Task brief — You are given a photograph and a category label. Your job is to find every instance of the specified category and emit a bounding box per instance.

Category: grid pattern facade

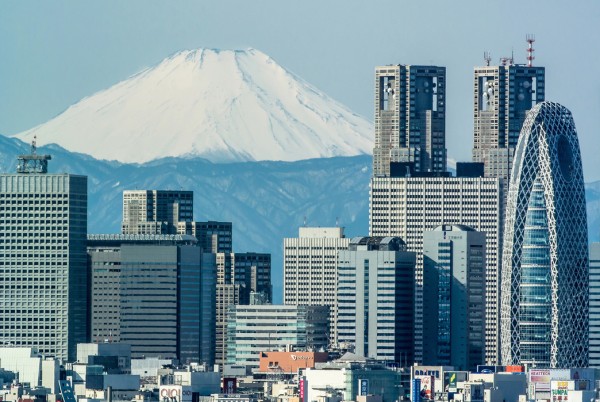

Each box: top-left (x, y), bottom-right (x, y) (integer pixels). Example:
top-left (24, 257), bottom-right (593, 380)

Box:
top-left (122, 190), bottom-right (193, 234)
top-left (226, 305), bottom-right (329, 369)
top-left (0, 173), bottom-right (87, 361)
top-left (590, 243), bottom-right (600, 368)
top-left (88, 237), bottom-right (216, 364)
top-left (178, 221), bottom-right (233, 253)
top-left (215, 252), bottom-right (271, 367)
top-left (501, 101), bottom-right (588, 368)
top-left (369, 176), bottom-right (501, 363)
top-left (422, 225), bottom-right (486, 370)
top-left (337, 239), bottom-right (415, 363)
top-left (283, 227), bottom-right (350, 345)
top-left (472, 65), bottom-right (545, 194)
top-left (373, 65), bottom-right (446, 176)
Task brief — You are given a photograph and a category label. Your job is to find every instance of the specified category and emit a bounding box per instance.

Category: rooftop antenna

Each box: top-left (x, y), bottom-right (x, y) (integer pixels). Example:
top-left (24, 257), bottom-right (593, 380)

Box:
top-left (526, 34), bottom-right (536, 67)
top-left (17, 135), bottom-right (51, 174)
top-left (484, 51), bottom-right (492, 66)
top-left (510, 48), bottom-right (515, 66)
top-left (303, 216), bottom-right (307, 227)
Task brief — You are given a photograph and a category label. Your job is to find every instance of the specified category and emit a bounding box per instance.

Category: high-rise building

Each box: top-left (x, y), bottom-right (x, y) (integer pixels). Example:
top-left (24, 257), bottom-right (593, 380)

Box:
top-left (122, 190), bottom-right (193, 234)
top-left (501, 101), bottom-right (588, 368)
top-left (589, 243), bottom-right (600, 368)
top-left (215, 252), bottom-right (271, 367)
top-left (373, 64), bottom-right (446, 176)
top-left (0, 148), bottom-right (87, 361)
top-left (423, 225), bottom-right (486, 370)
top-left (472, 59), bottom-right (545, 187)
top-left (178, 221), bottom-right (233, 253)
top-left (226, 305), bottom-right (329, 370)
top-left (337, 237), bottom-right (415, 363)
top-left (87, 234), bottom-right (216, 364)
top-left (370, 172), bottom-right (502, 364)
top-left (283, 227), bottom-right (350, 344)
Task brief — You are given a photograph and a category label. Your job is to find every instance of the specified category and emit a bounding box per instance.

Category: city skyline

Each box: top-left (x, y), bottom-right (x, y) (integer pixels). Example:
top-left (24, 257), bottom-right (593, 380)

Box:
top-left (2, 2), bottom-right (600, 181)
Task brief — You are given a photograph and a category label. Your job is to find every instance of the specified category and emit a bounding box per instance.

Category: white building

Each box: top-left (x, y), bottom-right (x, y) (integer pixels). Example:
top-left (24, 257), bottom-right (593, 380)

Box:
top-left (226, 305), bottom-right (329, 370)
top-left (283, 227), bottom-right (350, 343)
top-left (370, 174), bottom-right (502, 364)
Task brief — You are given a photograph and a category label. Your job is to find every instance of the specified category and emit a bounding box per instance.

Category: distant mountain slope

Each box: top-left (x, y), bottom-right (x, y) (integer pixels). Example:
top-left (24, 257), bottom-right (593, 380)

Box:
top-left (0, 135), bottom-right (372, 301)
top-left (14, 48), bottom-right (373, 164)
top-left (3, 135), bottom-right (600, 302)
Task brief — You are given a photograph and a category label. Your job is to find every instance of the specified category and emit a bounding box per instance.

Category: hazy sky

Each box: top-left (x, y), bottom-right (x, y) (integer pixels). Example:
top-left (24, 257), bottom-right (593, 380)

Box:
top-left (2, 1), bottom-right (600, 179)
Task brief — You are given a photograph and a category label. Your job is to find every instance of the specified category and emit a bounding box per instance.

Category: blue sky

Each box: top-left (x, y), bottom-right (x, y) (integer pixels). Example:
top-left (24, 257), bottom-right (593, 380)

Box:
top-left (2, 1), bottom-right (600, 179)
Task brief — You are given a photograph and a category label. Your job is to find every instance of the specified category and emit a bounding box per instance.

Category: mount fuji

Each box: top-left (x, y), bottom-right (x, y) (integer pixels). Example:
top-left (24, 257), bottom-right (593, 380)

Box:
top-left (14, 48), bottom-right (373, 164)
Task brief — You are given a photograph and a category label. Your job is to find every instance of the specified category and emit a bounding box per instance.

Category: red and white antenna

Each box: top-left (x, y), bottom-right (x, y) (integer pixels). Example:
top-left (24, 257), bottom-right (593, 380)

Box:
top-left (526, 34), bottom-right (535, 67)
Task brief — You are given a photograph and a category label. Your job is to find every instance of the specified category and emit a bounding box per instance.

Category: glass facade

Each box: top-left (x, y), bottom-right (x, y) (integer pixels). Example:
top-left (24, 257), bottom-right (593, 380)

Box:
top-left (501, 102), bottom-right (588, 368)
top-left (518, 179), bottom-right (551, 366)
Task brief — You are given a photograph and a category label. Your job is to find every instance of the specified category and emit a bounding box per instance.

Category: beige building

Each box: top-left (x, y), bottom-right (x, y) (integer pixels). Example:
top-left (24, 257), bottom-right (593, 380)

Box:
top-left (283, 227), bottom-right (350, 344)
top-left (370, 175), bottom-right (502, 364)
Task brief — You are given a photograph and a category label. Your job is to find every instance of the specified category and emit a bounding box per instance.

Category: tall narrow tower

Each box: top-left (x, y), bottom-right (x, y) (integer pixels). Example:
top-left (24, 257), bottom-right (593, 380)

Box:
top-left (472, 39), bottom-right (545, 185)
top-left (373, 65), bottom-right (446, 176)
top-left (501, 101), bottom-right (588, 368)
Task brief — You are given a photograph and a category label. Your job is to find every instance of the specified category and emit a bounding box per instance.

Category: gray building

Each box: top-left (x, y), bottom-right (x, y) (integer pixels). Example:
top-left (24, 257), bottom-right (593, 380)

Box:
top-left (472, 59), bottom-right (545, 190)
top-left (370, 172), bottom-right (502, 364)
top-left (178, 221), bottom-right (233, 253)
top-left (215, 252), bottom-right (271, 367)
top-left (423, 225), bottom-right (486, 370)
top-left (122, 190), bottom-right (193, 234)
top-left (0, 148), bottom-right (87, 361)
top-left (337, 237), bottom-right (415, 363)
top-left (590, 243), bottom-right (600, 368)
top-left (87, 234), bottom-right (216, 365)
top-left (226, 305), bottom-right (329, 370)
top-left (373, 64), bottom-right (446, 176)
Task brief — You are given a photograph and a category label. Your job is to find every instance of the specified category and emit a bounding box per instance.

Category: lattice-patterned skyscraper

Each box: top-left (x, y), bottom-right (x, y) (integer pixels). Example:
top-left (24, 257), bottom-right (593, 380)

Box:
top-left (501, 101), bottom-right (588, 368)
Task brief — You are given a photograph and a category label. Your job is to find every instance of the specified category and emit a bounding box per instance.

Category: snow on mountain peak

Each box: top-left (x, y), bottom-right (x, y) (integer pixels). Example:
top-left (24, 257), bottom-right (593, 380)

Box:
top-left (14, 48), bottom-right (373, 164)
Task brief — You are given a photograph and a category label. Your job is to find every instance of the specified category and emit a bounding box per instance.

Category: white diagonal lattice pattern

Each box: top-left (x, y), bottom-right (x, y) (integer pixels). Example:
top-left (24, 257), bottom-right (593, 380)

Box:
top-left (501, 101), bottom-right (589, 368)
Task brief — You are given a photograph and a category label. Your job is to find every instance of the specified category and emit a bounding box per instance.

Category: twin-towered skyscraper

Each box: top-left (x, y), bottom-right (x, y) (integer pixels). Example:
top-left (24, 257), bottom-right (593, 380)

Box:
top-left (369, 46), bottom-right (588, 368)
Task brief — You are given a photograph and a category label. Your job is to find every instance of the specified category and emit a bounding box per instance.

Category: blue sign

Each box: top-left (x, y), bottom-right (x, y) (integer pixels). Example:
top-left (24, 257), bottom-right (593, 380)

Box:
top-left (358, 379), bottom-right (369, 396)
top-left (411, 379), bottom-right (421, 402)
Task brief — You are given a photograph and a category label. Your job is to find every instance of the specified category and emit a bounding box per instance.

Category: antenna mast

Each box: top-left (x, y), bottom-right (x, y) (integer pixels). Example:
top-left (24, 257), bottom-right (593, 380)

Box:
top-left (526, 34), bottom-right (536, 67)
top-left (484, 51), bottom-right (492, 67)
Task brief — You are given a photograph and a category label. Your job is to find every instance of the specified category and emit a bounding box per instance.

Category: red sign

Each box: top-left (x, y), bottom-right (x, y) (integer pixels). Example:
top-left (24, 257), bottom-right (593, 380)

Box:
top-left (299, 377), bottom-right (305, 401)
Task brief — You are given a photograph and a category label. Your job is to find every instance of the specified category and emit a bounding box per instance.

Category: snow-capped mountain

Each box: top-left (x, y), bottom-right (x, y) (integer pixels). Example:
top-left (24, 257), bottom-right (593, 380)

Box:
top-left (14, 48), bottom-right (373, 164)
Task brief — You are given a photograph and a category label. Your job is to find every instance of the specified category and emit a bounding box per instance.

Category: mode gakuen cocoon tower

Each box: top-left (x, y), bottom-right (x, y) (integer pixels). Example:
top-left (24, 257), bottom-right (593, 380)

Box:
top-left (501, 101), bottom-right (588, 368)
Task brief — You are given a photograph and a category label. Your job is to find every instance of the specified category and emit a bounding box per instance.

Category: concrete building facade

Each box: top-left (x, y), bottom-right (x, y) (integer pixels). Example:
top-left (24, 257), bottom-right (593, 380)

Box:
top-left (370, 174), bottom-right (502, 364)
top-left (423, 225), bottom-right (486, 370)
top-left (0, 150), bottom-right (87, 361)
top-left (87, 234), bottom-right (216, 365)
top-left (122, 190), bottom-right (193, 235)
top-left (337, 237), bottom-right (415, 363)
top-left (373, 65), bottom-right (446, 176)
top-left (226, 305), bottom-right (329, 370)
top-left (283, 227), bottom-right (350, 344)
top-left (215, 252), bottom-right (272, 368)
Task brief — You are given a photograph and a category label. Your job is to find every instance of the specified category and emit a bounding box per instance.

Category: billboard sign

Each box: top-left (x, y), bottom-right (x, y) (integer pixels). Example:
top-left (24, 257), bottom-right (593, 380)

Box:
top-left (415, 376), bottom-right (434, 400)
top-left (358, 379), bottom-right (369, 396)
top-left (223, 378), bottom-right (237, 394)
top-left (411, 379), bottom-right (421, 402)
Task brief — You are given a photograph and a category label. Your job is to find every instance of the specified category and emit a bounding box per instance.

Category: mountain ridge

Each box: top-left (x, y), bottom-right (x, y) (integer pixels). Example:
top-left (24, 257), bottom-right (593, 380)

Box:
top-left (14, 48), bottom-right (373, 164)
top-left (4, 135), bottom-right (600, 303)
